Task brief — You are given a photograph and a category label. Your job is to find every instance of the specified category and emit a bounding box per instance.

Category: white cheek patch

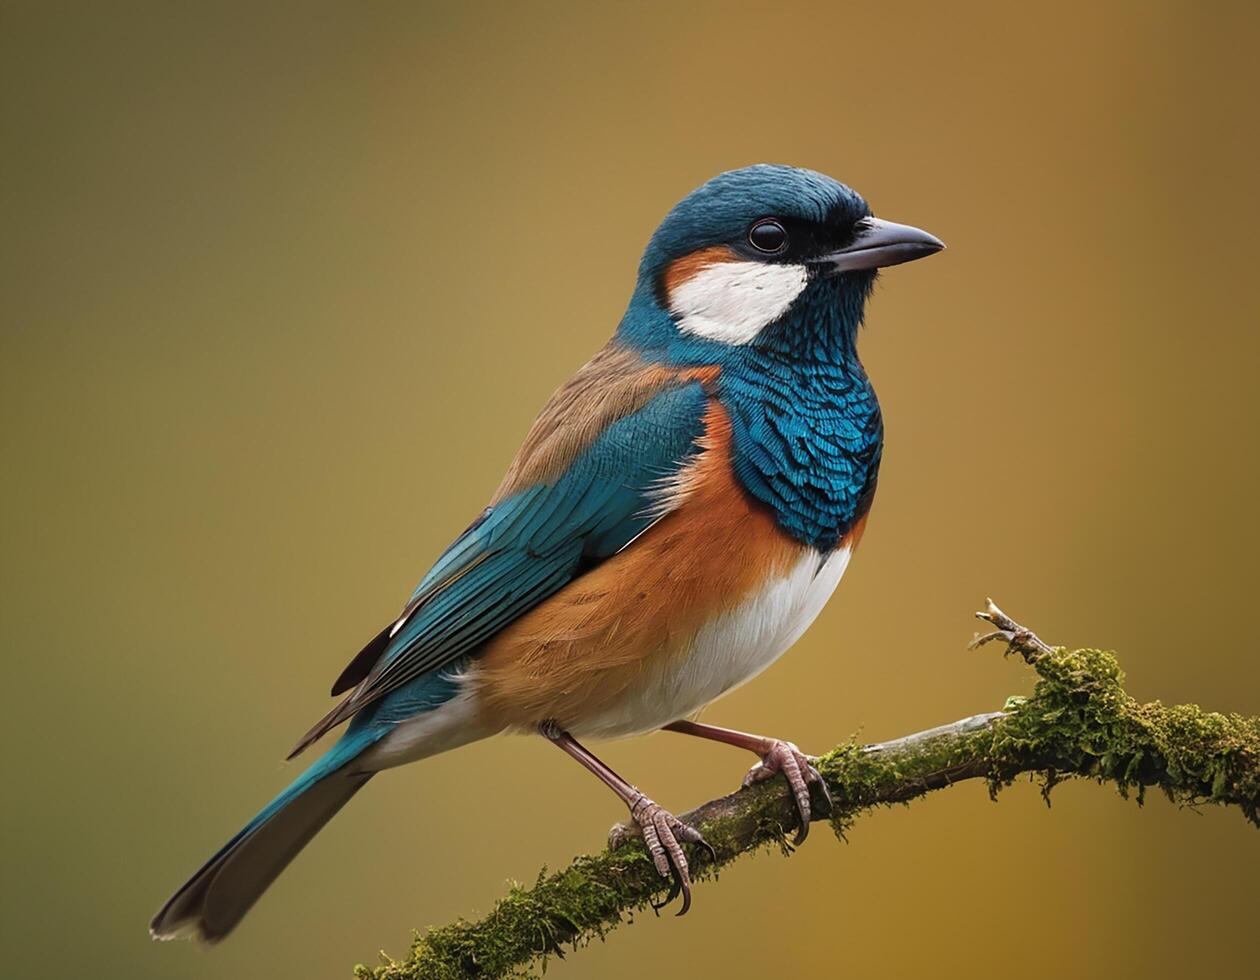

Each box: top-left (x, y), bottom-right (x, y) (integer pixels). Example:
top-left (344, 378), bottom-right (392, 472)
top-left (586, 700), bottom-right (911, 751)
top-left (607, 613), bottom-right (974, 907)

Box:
top-left (668, 259), bottom-right (809, 345)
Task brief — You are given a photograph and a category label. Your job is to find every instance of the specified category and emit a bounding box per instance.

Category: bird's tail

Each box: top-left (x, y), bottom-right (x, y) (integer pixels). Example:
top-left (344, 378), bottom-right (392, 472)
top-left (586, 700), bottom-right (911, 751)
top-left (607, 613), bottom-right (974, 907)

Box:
top-left (149, 730), bottom-right (377, 943)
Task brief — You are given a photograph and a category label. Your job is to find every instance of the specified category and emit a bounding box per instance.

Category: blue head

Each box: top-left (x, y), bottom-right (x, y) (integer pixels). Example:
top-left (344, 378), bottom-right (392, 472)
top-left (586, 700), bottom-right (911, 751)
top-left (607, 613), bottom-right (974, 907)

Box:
top-left (617, 165), bottom-right (942, 364)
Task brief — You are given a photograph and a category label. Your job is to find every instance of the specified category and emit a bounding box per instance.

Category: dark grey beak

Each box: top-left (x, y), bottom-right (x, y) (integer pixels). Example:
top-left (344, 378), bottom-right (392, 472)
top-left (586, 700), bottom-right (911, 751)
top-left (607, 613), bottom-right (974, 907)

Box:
top-left (816, 217), bottom-right (944, 273)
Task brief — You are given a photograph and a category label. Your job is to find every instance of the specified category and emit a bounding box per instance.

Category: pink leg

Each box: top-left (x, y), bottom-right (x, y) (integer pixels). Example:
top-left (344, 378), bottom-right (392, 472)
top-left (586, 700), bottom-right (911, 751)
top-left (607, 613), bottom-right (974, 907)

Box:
top-left (663, 720), bottom-right (832, 843)
top-left (540, 722), bottom-right (714, 915)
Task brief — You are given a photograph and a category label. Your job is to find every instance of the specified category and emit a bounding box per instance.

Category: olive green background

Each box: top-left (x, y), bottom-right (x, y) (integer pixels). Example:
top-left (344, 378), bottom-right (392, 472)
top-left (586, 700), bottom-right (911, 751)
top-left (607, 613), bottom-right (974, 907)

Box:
top-left (3, 2), bottom-right (1258, 978)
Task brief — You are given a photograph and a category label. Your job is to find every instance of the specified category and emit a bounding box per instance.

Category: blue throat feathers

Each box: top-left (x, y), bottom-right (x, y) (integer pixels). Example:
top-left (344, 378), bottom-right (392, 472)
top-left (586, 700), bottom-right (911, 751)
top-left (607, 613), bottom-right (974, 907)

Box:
top-left (617, 271), bottom-right (883, 553)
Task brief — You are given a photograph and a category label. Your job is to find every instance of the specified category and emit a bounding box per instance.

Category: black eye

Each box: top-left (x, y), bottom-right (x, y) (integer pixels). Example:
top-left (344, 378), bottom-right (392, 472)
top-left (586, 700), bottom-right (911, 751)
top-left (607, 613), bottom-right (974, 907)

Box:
top-left (748, 218), bottom-right (788, 254)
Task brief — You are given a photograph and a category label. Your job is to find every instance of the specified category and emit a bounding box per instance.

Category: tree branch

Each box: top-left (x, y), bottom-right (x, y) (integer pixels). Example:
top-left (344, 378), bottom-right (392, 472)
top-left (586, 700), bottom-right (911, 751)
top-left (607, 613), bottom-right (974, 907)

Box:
top-left (355, 600), bottom-right (1260, 980)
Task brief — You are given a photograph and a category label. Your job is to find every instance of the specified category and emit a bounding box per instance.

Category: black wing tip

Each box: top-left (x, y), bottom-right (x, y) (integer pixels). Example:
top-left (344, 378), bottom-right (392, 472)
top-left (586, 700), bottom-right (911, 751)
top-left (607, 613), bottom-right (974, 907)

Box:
top-left (285, 728), bottom-right (322, 762)
top-left (286, 695), bottom-right (358, 760)
top-left (330, 623), bottom-right (394, 696)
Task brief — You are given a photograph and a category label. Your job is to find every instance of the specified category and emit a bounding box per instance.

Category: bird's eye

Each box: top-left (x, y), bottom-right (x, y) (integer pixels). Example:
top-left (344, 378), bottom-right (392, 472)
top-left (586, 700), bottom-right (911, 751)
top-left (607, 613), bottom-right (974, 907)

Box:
top-left (748, 218), bottom-right (788, 255)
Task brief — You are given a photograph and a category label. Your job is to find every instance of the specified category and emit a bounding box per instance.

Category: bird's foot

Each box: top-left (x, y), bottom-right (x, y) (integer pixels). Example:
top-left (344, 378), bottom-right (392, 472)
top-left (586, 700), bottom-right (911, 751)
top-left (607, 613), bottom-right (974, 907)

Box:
top-left (608, 794), bottom-right (715, 915)
top-left (742, 739), bottom-right (832, 844)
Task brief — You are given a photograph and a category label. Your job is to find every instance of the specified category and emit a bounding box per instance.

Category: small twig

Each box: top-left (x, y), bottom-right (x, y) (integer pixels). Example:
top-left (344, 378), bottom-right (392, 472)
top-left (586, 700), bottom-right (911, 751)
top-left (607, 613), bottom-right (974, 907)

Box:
top-left (970, 597), bottom-right (1055, 660)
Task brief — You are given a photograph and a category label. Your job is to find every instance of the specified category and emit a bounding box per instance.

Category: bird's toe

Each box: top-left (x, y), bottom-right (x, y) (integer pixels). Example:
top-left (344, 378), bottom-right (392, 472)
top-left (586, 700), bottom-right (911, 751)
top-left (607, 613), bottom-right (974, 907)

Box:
top-left (625, 796), bottom-right (712, 916)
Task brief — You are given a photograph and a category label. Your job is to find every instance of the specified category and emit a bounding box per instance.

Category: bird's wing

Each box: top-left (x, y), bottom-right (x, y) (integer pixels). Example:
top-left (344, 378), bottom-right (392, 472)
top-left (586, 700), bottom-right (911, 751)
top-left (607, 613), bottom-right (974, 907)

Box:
top-left (288, 345), bottom-right (715, 758)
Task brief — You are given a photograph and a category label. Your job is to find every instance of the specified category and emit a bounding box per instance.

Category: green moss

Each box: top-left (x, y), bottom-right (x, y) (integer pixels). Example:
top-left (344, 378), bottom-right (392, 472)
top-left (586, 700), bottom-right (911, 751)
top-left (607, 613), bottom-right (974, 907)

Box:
top-left (356, 848), bottom-right (675, 980)
top-left (983, 646), bottom-right (1260, 824)
top-left (355, 641), bottom-right (1259, 980)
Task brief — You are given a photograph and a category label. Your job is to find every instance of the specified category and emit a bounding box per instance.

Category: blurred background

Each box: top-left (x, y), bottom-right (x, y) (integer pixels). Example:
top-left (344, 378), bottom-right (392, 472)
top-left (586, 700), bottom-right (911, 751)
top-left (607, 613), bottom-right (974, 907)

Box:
top-left (3, 2), bottom-right (1258, 977)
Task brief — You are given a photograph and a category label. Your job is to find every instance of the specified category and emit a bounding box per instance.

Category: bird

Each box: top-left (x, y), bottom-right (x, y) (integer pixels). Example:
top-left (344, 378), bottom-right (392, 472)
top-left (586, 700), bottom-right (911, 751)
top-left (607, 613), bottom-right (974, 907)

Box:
top-left (150, 164), bottom-right (943, 942)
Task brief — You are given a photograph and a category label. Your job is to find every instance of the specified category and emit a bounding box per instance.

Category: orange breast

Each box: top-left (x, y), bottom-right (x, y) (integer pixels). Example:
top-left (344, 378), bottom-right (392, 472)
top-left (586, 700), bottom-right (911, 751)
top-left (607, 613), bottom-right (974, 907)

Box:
top-left (471, 402), bottom-right (805, 732)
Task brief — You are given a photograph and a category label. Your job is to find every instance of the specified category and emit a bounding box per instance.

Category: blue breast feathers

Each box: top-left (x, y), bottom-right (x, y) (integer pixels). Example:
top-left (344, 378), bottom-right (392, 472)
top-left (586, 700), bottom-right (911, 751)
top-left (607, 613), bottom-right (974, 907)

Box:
top-left (719, 351), bottom-right (881, 551)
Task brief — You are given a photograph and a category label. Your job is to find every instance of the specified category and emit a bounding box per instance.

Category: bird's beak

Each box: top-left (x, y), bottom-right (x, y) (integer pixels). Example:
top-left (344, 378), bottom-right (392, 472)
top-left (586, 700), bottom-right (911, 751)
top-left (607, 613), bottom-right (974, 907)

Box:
top-left (815, 217), bottom-right (945, 273)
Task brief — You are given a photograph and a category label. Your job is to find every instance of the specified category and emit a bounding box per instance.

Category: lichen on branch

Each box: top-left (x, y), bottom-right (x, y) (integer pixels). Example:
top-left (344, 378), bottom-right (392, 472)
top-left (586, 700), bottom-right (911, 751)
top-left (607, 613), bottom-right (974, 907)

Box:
top-left (355, 601), bottom-right (1260, 980)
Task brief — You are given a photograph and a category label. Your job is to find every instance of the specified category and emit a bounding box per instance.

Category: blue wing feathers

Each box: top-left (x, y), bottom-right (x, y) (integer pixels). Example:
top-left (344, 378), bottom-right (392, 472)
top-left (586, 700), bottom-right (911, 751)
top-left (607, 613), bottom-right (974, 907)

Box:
top-left (380, 381), bottom-right (708, 676)
top-left (286, 378), bottom-right (710, 758)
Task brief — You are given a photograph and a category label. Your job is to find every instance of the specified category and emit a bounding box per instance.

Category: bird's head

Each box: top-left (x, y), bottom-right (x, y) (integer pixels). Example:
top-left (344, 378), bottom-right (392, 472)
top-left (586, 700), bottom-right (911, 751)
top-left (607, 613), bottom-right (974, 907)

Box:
top-left (621, 165), bottom-right (943, 357)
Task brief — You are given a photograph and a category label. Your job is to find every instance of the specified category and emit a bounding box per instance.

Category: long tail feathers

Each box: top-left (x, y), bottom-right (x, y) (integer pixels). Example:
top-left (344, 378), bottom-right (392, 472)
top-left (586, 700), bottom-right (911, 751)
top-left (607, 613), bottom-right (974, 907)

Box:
top-left (150, 736), bottom-right (375, 943)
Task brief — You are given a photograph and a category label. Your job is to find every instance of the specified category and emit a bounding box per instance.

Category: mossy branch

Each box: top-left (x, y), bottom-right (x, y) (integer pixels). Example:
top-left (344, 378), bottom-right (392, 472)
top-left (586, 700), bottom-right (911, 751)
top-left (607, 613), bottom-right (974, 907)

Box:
top-left (355, 600), bottom-right (1260, 980)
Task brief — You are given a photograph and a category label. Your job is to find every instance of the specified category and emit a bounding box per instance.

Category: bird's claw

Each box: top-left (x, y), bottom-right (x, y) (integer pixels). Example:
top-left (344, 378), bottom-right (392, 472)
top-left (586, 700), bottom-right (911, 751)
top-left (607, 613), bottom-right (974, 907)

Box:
top-left (742, 740), bottom-right (831, 844)
top-left (610, 794), bottom-right (714, 916)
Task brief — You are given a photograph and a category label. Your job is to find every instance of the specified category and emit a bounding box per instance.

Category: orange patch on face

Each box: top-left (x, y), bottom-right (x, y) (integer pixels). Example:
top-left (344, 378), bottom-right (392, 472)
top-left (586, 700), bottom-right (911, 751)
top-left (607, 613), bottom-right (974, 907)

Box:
top-left (660, 244), bottom-right (740, 299)
top-left (472, 402), bottom-right (802, 732)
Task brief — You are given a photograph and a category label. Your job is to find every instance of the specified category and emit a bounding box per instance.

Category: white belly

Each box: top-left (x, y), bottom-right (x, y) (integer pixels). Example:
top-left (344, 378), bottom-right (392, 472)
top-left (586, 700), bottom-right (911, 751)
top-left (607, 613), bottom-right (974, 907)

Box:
top-left (573, 545), bottom-right (853, 738)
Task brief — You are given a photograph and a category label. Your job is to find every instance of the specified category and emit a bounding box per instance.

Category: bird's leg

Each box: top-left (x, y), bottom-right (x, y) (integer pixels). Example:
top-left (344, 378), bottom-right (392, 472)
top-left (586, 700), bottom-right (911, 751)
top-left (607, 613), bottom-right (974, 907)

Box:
top-left (662, 720), bottom-right (831, 844)
top-left (539, 722), bottom-right (714, 915)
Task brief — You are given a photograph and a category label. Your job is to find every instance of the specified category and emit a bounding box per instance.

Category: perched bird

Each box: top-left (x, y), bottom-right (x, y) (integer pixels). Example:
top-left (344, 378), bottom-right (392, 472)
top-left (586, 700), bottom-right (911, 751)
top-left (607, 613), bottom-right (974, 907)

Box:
top-left (151, 164), bottom-right (943, 941)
